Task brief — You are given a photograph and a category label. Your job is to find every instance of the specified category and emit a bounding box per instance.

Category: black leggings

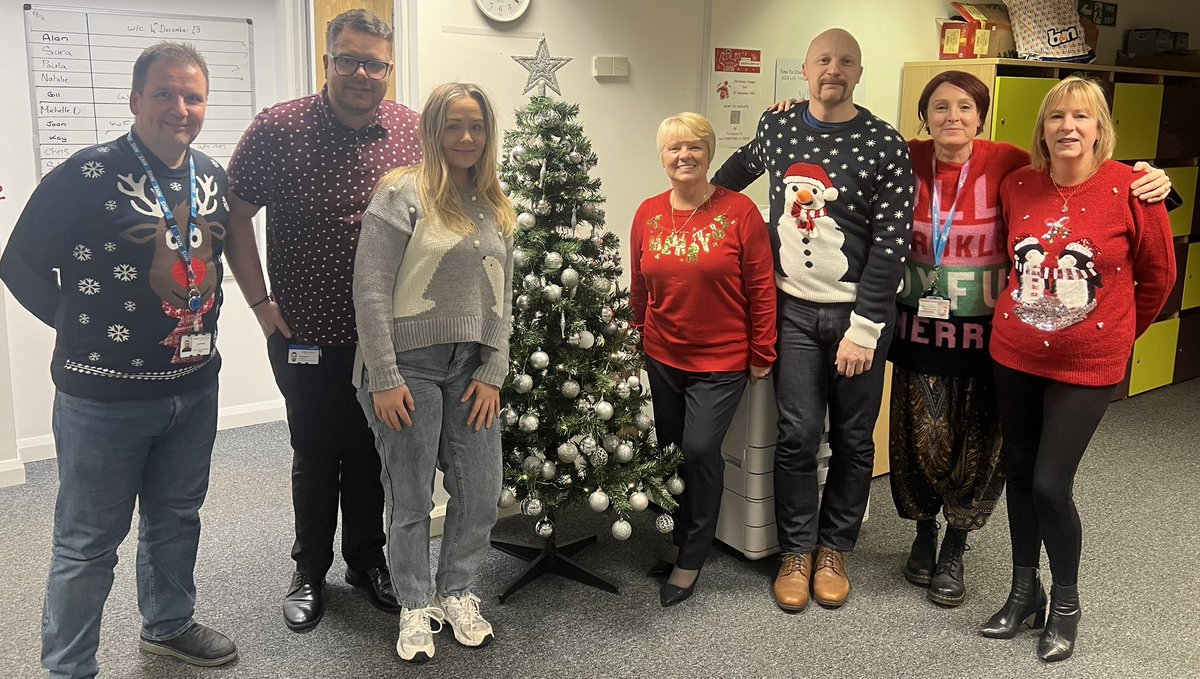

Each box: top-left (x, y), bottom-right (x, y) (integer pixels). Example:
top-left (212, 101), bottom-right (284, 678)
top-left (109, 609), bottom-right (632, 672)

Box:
top-left (992, 363), bottom-right (1116, 587)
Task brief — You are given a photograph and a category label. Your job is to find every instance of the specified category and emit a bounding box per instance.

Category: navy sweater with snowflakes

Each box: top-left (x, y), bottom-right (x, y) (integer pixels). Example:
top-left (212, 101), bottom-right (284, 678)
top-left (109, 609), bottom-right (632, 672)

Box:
top-left (713, 103), bottom-right (914, 349)
top-left (1, 133), bottom-right (228, 400)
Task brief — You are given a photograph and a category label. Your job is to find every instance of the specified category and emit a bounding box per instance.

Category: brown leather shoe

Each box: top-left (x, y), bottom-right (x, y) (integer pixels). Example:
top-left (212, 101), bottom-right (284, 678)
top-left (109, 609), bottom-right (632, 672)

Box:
top-left (772, 552), bottom-right (813, 612)
top-left (812, 546), bottom-right (851, 608)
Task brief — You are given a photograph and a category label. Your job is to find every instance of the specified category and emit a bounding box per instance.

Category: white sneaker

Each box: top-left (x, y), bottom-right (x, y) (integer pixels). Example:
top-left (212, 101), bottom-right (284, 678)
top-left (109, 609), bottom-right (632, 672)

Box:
top-left (435, 592), bottom-right (494, 647)
top-left (396, 606), bottom-right (444, 663)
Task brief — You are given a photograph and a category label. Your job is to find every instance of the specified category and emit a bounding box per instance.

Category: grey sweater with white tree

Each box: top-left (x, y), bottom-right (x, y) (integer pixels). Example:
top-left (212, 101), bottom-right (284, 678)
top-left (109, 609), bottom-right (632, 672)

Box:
top-left (353, 175), bottom-right (514, 390)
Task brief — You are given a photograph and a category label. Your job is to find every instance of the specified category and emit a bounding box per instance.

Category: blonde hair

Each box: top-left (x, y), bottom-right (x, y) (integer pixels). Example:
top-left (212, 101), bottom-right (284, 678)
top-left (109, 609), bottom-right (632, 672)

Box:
top-left (375, 83), bottom-right (515, 237)
top-left (655, 112), bottom-right (716, 157)
top-left (1030, 75), bottom-right (1116, 174)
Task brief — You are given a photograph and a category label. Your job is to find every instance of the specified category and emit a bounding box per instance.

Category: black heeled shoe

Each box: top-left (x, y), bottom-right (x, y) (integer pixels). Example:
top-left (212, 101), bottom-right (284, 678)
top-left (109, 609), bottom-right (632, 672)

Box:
top-left (659, 569), bottom-right (700, 607)
top-left (1038, 583), bottom-right (1080, 662)
top-left (980, 566), bottom-right (1047, 639)
top-left (646, 559), bottom-right (674, 579)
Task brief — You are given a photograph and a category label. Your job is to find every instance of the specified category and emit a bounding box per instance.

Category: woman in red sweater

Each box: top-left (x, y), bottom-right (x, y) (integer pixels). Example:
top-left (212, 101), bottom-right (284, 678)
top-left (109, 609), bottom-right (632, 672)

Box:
top-left (630, 112), bottom-right (777, 607)
top-left (982, 76), bottom-right (1176, 661)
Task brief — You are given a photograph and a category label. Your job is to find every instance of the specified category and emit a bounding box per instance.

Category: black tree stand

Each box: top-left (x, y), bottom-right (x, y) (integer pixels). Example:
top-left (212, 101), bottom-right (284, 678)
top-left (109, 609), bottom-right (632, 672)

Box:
top-left (490, 533), bottom-right (619, 603)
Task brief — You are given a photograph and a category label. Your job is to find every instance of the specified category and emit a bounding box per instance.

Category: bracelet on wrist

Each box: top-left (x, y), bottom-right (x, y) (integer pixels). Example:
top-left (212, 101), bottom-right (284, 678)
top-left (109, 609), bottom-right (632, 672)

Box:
top-left (249, 295), bottom-right (271, 309)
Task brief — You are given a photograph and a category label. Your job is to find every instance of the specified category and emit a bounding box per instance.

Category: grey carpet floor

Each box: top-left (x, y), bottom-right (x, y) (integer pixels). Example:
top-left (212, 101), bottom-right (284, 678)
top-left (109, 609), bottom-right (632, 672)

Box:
top-left (2, 380), bottom-right (1199, 678)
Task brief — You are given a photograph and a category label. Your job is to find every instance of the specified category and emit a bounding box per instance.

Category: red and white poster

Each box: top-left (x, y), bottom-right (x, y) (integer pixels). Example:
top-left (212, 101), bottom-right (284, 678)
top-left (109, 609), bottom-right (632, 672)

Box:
top-left (710, 47), bottom-right (763, 146)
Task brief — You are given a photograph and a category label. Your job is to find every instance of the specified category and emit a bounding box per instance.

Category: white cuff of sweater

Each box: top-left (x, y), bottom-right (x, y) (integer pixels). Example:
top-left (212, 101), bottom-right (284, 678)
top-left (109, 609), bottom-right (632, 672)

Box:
top-left (843, 311), bottom-right (884, 350)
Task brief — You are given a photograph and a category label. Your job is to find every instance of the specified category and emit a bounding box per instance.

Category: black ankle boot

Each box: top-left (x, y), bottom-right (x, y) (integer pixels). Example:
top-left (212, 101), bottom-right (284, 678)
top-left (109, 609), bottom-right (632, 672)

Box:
top-left (904, 520), bottom-right (939, 587)
top-left (928, 527), bottom-right (969, 607)
top-left (980, 566), bottom-right (1047, 639)
top-left (1039, 583), bottom-right (1080, 662)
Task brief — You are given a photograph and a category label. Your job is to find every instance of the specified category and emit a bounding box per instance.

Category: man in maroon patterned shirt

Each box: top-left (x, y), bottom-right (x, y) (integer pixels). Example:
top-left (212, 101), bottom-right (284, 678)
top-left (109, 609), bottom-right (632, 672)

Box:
top-left (224, 9), bottom-right (421, 632)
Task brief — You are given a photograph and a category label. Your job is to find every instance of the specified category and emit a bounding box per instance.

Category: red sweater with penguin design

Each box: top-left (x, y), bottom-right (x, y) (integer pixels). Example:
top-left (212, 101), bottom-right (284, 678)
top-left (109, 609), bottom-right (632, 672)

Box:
top-left (990, 161), bottom-right (1175, 386)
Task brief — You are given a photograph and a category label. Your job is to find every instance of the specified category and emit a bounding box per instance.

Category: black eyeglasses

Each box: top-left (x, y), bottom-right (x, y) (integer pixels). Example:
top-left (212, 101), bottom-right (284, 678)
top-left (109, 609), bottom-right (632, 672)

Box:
top-left (330, 55), bottom-right (391, 80)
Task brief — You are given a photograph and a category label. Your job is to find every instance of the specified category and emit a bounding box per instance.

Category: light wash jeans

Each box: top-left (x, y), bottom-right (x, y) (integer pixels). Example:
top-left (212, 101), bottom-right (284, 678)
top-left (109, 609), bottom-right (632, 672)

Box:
top-left (43, 381), bottom-right (218, 679)
top-left (357, 342), bottom-right (501, 608)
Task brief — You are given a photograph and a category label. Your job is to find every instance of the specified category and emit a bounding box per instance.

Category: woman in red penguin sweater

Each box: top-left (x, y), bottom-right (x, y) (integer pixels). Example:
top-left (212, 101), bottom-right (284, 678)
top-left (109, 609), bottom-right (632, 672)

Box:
top-left (630, 112), bottom-right (776, 607)
top-left (981, 75), bottom-right (1176, 662)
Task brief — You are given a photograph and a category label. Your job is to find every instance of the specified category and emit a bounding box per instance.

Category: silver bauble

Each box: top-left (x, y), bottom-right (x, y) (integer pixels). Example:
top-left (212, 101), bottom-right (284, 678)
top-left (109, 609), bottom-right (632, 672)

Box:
top-left (500, 407), bottom-right (519, 427)
top-left (614, 443), bottom-right (634, 463)
top-left (523, 273), bottom-right (541, 290)
top-left (498, 486), bottom-right (517, 508)
top-left (600, 322), bottom-right (619, 338)
top-left (634, 412), bottom-right (653, 431)
top-left (577, 331), bottom-right (596, 350)
top-left (535, 517), bottom-right (554, 538)
top-left (666, 475), bottom-right (685, 495)
top-left (626, 375), bottom-right (642, 390)
top-left (592, 276), bottom-right (610, 293)
top-left (594, 400), bottom-right (614, 421)
top-left (602, 434), bottom-right (621, 452)
top-left (655, 514), bottom-right (675, 533)
top-left (601, 307), bottom-right (614, 323)
top-left (523, 455), bottom-right (542, 472)
top-left (629, 491), bottom-right (649, 512)
top-left (588, 489), bottom-right (610, 512)
top-left (560, 268), bottom-right (580, 288)
top-left (540, 461), bottom-right (557, 480)
top-left (543, 284), bottom-right (562, 302)
top-left (519, 413), bottom-right (540, 433)
top-left (534, 199), bottom-right (553, 216)
top-left (512, 247), bottom-right (530, 268)
top-left (590, 449), bottom-right (609, 466)
top-left (512, 374), bottom-right (534, 394)
top-left (535, 108), bottom-right (562, 128)
top-left (569, 151), bottom-right (584, 164)
top-left (560, 379), bottom-right (581, 398)
top-left (515, 294), bottom-right (533, 311)
top-left (616, 383), bottom-right (631, 398)
top-left (522, 497), bottom-right (543, 517)
top-left (579, 436), bottom-right (598, 454)
top-left (611, 518), bottom-right (633, 541)
top-left (529, 351), bottom-right (550, 370)
top-left (517, 211), bottom-right (536, 228)
top-left (543, 251), bottom-right (564, 269)
top-left (556, 442), bottom-right (579, 463)
top-left (509, 145), bottom-right (527, 162)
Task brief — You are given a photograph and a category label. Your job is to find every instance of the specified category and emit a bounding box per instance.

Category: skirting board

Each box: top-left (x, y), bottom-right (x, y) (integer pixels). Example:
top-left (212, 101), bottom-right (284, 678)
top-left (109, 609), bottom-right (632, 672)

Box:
top-left (0, 459), bottom-right (25, 488)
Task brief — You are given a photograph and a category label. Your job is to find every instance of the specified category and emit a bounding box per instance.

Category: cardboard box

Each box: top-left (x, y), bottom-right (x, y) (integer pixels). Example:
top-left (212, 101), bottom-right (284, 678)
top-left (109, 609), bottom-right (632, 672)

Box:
top-left (937, 2), bottom-right (1016, 60)
top-left (1172, 32), bottom-right (1190, 51)
top-left (1126, 28), bottom-right (1172, 58)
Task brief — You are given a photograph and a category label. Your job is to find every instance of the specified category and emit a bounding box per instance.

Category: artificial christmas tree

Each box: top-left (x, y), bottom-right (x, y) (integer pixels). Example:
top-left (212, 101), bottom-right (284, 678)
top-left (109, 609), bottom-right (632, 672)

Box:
top-left (492, 41), bottom-right (683, 600)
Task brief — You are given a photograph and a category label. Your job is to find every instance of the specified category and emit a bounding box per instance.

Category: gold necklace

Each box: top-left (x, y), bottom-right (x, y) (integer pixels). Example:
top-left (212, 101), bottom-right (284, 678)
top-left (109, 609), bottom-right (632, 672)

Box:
top-left (1050, 172), bottom-right (1084, 213)
top-left (669, 186), bottom-right (714, 236)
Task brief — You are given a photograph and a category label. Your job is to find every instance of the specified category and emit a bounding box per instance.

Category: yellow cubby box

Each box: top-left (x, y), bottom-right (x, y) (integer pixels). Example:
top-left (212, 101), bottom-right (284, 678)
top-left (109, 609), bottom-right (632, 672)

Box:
top-left (1129, 318), bottom-right (1180, 395)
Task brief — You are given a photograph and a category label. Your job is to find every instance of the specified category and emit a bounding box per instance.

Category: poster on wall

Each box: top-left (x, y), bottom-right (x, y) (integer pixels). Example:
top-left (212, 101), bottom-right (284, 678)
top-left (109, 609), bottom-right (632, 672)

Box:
top-left (710, 47), bottom-right (762, 146)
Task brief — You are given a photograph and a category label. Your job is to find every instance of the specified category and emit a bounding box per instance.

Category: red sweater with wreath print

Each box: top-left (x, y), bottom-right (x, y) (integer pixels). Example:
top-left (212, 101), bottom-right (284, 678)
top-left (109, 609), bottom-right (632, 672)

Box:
top-left (630, 186), bottom-right (777, 372)
top-left (990, 161), bottom-right (1175, 386)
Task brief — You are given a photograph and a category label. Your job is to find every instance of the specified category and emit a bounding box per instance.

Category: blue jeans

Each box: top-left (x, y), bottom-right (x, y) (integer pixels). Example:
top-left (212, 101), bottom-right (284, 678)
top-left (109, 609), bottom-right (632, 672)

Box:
top-left (773, 297), bottom-right (891, 554)
top-left (43, 381), bottom-right (218, 679)
top-left (357, 343), bottom-right (501, 608)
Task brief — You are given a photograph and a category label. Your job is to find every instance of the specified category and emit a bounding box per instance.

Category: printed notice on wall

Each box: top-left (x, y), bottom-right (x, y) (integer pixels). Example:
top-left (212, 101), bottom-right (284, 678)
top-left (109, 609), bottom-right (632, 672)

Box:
top-left (24, 6), bottom-right (255, 179)
top-left (775, 58), bottom-right (808, 103)
top-left (710, 47), bottom-right (762, 146)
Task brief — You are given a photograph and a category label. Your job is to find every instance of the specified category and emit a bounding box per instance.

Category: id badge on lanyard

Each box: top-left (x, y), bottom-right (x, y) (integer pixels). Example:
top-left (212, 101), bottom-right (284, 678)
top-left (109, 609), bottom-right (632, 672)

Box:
top-left (919, 156), bottom-right (971, 320)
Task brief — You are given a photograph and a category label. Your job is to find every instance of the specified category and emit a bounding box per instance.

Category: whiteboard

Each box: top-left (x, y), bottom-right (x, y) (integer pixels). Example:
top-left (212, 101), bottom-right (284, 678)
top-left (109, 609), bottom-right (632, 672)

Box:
top-left (24, 4), bottom-right (255, 179)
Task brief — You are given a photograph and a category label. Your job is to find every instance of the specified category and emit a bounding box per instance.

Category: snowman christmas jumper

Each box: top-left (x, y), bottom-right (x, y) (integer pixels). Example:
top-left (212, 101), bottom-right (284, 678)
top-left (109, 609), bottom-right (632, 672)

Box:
top-left (990, 161), bottom-right (1175, 387)
top-left (713, 102), bottom-right (914, 348)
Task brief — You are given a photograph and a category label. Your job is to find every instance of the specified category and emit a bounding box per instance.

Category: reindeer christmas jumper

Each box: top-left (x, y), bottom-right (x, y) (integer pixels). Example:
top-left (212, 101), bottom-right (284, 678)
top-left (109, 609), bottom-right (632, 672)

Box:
top-left (713, 102), bottom-right (914, 348)
top-left (991, 161), bottom-right (1175, 387)
top-left (0, 132), bottom-right (228, 400)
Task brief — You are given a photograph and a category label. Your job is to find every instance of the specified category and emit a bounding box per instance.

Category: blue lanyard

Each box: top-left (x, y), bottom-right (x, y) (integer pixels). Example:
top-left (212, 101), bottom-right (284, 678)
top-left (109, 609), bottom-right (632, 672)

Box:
top-left (127, 133), bottom-right (203, 312)
top-left (929, 155), bottom-right (972, 271)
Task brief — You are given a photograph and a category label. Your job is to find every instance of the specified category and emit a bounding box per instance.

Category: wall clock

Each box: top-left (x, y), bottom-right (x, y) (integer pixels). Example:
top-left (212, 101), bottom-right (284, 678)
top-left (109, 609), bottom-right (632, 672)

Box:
top-left (476, 0), bottom-right (531, 23)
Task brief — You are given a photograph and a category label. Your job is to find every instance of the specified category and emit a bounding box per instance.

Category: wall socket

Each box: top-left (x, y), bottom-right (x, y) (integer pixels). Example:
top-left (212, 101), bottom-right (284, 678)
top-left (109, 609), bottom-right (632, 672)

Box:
top-left (592, 55), bottom-right (629, 78)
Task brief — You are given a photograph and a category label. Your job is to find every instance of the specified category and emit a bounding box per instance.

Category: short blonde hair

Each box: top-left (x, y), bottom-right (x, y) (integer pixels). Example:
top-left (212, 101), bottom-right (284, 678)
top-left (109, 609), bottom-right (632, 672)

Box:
top-left (1030, 75), bottom-right (1116, 173)
top-left (656, 112), bottom-right (716, 156)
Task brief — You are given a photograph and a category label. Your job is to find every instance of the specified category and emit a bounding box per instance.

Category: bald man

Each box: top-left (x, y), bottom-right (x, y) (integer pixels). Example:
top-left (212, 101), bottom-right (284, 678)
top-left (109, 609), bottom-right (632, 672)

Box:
top-left (713, 28), bottom-right (913, 611)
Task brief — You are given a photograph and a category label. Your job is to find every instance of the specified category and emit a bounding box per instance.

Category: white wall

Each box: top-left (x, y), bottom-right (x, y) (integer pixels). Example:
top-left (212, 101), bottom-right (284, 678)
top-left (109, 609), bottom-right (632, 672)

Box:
top-left (0, 0), bottom-right (293, 480)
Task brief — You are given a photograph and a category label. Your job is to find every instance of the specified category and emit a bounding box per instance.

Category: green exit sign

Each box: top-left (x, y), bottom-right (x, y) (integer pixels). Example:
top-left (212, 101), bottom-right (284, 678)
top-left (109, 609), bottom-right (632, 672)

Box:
top-left (1079, 0), bottom-right (1118, 27)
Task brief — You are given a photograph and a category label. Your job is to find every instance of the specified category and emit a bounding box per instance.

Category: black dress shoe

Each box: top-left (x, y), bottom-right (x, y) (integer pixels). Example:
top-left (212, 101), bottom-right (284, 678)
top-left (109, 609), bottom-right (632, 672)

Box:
top-left (659, 570), bottom-right (700, 607)
top-left (345, 566), bottom-right (403, 614)
top-left (140, 622), bottom-right (238, 667)
top-left (283, 571), bottom-right (324, 632)
top-left (646, 559), bottom-right (674, 578)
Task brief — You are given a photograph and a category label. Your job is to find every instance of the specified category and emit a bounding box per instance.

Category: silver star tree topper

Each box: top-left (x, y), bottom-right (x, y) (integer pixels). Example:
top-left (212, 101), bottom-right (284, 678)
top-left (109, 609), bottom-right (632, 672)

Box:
top-left (512, 34), bottom-right (572, 96)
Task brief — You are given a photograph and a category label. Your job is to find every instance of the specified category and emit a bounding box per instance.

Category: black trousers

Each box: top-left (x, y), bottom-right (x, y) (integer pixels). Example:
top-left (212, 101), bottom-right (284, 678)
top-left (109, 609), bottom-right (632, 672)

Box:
top-left (645, 356), bottom-right (748, 570)
top-left (993, 362), bottom-right (1115, 587)
top-left (267, 332), bottom-right (386, 579)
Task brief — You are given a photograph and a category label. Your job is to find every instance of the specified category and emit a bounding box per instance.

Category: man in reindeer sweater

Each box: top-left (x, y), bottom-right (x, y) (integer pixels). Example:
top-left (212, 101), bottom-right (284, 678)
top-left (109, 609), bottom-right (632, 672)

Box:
top-left (714, 28), bottom-right (913, 611)
top-left (1, 44), bottom-right (237, 676)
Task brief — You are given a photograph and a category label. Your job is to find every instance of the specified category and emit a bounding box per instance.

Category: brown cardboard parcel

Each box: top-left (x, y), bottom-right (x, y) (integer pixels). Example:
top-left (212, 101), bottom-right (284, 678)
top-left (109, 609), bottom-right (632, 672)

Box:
top-left (938, 2), bottom-right (1016, 59)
